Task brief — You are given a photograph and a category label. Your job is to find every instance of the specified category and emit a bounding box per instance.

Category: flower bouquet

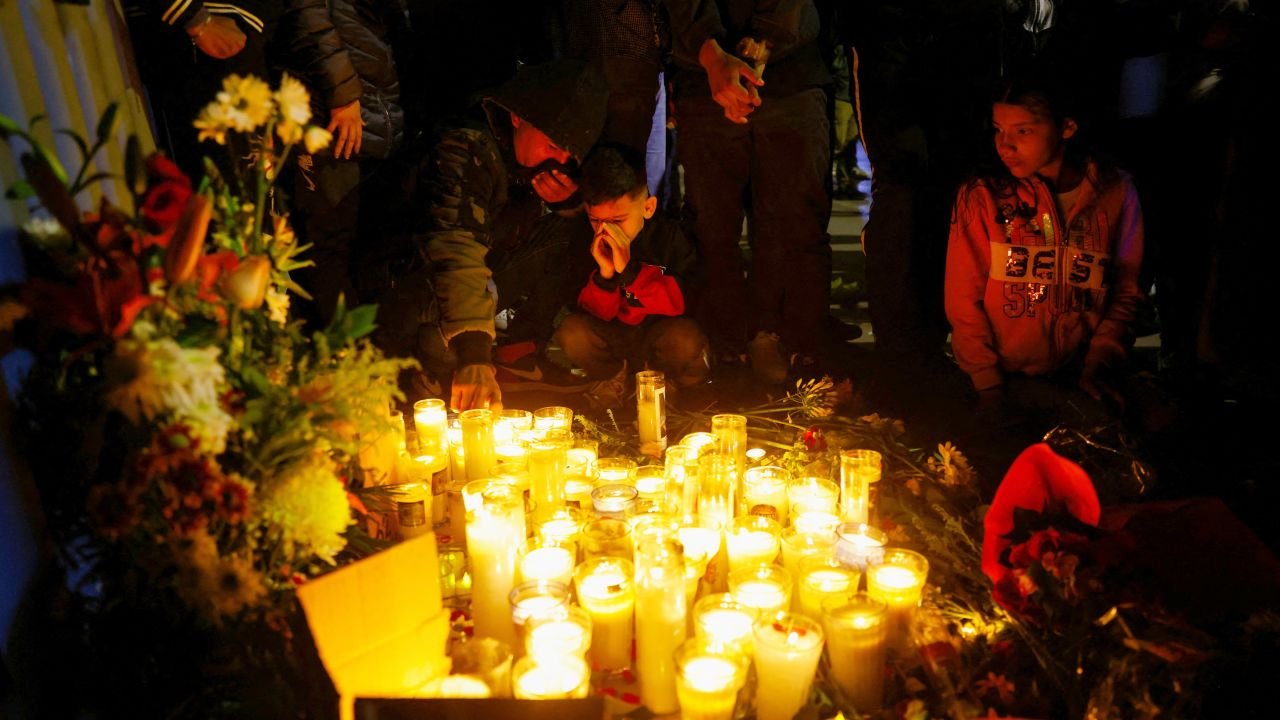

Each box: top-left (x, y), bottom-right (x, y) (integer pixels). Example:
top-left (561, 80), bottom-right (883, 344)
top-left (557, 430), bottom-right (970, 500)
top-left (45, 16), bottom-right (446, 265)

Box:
top-left (1, 75), bottom-right (412, 716)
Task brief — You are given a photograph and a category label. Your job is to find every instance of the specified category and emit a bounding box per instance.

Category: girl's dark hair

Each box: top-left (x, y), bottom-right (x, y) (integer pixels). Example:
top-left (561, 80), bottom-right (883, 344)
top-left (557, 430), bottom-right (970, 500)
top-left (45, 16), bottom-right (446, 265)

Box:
top-left (580, 143), bottom-right (647, 206)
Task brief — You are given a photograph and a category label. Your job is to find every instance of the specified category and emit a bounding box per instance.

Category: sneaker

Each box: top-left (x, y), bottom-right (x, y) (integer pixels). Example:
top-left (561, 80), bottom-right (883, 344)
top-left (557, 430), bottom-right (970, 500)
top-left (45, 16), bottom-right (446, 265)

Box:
top-left (494, 342), bottom-right (594, 394)
top-left (748, 331), bottom-right (789, 385)
top-left (583, 361), bottom-right (629, 410)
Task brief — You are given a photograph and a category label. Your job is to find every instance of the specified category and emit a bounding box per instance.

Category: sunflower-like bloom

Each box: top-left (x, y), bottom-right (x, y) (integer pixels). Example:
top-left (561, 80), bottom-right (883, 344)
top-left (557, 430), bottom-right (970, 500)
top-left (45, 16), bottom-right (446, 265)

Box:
top-left (255, 456), bottom-right (352, 564)
top-left (194, 74), bottom-right (274, 142)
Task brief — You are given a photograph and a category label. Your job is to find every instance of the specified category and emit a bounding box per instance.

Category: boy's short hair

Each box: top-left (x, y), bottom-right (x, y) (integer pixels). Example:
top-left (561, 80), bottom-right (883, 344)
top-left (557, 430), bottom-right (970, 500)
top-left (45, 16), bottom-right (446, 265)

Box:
top-left (580, 143), bottom-right (648, 206)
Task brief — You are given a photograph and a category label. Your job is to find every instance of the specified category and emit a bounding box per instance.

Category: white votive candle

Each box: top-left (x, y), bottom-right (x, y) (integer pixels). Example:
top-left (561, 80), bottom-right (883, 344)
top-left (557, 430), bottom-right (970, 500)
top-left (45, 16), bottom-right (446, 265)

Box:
top-left (574, 557), bottom-right (635, 670)
top-left (752, 613), bottom-right (825, 720)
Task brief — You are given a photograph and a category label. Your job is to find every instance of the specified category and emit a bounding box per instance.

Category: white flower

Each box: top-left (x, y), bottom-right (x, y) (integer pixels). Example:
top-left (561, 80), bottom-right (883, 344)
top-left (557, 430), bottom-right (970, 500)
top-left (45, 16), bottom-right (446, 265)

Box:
top-left (194, 101), bottom-right (233, 145)
top-left (274, 74), bottom-right (312, 145)
top-left (105, 338), bottom-right (232, 453)
top-left (217, 74), bottom-right (274, 133)
top-left (265, 286), bottom-right (290, 325)
top-left (303, 126), bottom-right (332, 154)
top-left (21, 216), bottom-right (69, 245)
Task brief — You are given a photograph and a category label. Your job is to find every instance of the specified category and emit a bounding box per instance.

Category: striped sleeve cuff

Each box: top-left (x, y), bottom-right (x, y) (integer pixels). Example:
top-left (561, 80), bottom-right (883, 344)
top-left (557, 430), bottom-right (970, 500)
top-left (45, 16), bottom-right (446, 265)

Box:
top-left (162, 0), bottom-right (202, 27)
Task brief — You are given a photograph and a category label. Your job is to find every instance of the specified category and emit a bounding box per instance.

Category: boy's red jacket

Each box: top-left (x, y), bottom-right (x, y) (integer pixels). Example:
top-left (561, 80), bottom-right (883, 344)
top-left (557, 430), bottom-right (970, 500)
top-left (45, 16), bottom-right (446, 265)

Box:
top-left (945, 161), bottom-right (1145, 390)
top-left (577, 215), bottom-right (697, 325)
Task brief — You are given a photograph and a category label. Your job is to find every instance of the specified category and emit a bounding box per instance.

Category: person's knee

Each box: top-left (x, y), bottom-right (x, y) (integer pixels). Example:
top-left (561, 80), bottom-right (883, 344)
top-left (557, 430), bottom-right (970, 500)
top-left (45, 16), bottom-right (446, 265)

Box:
top-left (650, 318), bottom-right (710, 386)
top-left (553, 314), bottom-right (596, 362)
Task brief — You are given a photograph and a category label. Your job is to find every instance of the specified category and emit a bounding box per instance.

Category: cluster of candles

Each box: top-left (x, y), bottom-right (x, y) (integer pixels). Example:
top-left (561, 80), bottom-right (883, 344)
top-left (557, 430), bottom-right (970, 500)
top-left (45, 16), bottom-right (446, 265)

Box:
top-left (371, 378), bottom-right (929, 716)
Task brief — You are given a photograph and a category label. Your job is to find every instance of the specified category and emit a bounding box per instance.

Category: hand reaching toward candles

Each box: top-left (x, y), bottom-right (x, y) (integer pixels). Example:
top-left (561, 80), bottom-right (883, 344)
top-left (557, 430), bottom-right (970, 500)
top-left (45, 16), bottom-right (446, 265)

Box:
top-left (451, 363), bottom-right (503, 412)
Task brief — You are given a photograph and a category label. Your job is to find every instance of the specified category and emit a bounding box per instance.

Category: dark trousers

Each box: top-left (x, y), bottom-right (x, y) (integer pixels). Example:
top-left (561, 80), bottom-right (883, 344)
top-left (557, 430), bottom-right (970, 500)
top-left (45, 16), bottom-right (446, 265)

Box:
top-left (677, 88), bottom-right (832, 356)
top-left (602, 59), bottom-right (661, 155)
top-left (292, 154), bottom-right (371, 326)
top-left (554, 313), bottom-right (709, 388)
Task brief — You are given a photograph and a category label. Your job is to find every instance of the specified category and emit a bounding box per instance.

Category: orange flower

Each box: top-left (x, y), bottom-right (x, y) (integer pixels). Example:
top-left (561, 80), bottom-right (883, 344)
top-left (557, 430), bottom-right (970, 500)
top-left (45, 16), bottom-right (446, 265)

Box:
top-left (164, 194), bottom-right (212, 285)
top-left (220, 254), bottom-right (270, 309)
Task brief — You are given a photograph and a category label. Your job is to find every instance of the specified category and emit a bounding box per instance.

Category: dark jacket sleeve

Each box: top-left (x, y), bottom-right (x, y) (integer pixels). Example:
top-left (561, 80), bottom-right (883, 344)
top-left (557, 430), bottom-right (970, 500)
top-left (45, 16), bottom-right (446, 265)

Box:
top-left (665, 0), bottom-right (727, 67)
top-left (277, 0), bottom-right (363, 111)
top-left (749, 0), bottom-right (821, 61)
top-left (156, 0), bottom-right (207, 29)
top-left (420, 127), bottom-right (505, 361)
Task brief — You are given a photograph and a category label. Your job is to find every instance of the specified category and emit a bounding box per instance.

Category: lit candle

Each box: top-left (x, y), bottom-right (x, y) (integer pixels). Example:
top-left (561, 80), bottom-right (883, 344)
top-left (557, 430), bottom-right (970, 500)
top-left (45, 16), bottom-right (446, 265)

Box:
top-left (797, 557), bottom-right (860, 620)
top-left (728, 565), bottom-right (792, 617)
top-left (633, 521), bottom-right (687, 715)
top-left (574, 557), bottom-right (636, 670)
top-left (693, 593), bottom-right (758, 654)
top-left (779, 527), bottom-right (836, 580)
top-left (592, 484), bottom-right (638, 520)
top-left (680, 431), bottom-right (717, 454)
top-left (499, 408), bottom-right (534, 434)
top-left (528, 432), bottom-right (570, 510)
top-left (725, 515), bottom-right (782, 573)
top-left (822, 594), bottom-right (887, 713)
top-left (358, 408), bottom-right (406, 485)
top-left (793, 511), bottom-right (841, 537)
top-left (565, 447), bottom-right (598, 478)
top-left (525, 605), bottom-right (593, 660)
top-left (449, 429), bottom-right (466, 484)
top-left (460, 409), bottom-right (497, 481)
top-left (413, 398), bottom-right (450, 456)
top-left (674, 640), bottom-right (748, 720)
top-left (508, 580), bottom-right (570, 656)
top-left (512, 655), bottom-right (590, 699)
top-left (581, 517), bottom-right (632, 560)
top-left (636, 370), bottom-right (668, 457)
top-left (420, 674), bottom-right (493, 698)
top-left (787, 476), bottom-right (839, 517)
top-left (834, 523), bottom-right (887, 571)
top-left (866, 549), bottom-right (928, 650)
top-left (468, 485), bottom-right (526, 646)
top-left (752, 613), bottom-right (825, 720)
top-left (495, 443), bottom-right (528, 471)
top-left (635, 464), bottom-right (666, 500)
top-left (839, 450), bottom-right (881, 523)
top-left (535, 507), bottom-right (583, 558)
top-left (532, 406), bottom-right (573, 435)
top-left (563, 475), bottom-right (595, 509)
top-left (743, 466), bottom-right (792, 524)
top-left (444, 476), bottom-right (469, 547)
top-left (664, 445), bottom-right (694, 522)
top-left (597, 457), bottom-right (638, 486)
top-left (409, 453), bottom-right (450, 527)
top-left (519, 542), bottom-right (575, 587)
top-left (697, 453), bottom-right (737, 531)
top-left (711, 415), bottom-right (747, 507)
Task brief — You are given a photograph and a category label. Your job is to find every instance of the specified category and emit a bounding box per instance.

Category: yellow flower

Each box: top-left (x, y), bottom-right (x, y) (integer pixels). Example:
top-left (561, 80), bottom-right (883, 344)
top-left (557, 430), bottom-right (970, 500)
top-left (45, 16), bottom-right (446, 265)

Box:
top-left (265, 286), bottom-right (290, 325)
top-left (216, 74), bottom-right (274, 134)
top-left (304, 125), bottom-right (332, 154)
top-left (256, 456), bottom-right (352, 563)
top-left (194, 101), bottom-right (232, 145)
top-left (274, 74), bottom-right (312, 145)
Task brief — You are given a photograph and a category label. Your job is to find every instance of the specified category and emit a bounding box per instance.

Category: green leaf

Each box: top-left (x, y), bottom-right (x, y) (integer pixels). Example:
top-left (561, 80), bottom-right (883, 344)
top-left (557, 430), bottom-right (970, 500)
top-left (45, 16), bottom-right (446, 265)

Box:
top-left (344, 304), bottom-right (378, 340)
top-left (55, 129), bottom-right (89, 163)
top-left (0, 113), bottom-right (23, 140)
top-left (75, 172), bottom-right (115, 192)
top-left (124, 135), bottom-right (147, 197)
top-left (4, 180), bottom-right (35, 200)
top-left (95, 103), bottom-right (119, 143)
top-left (31, 143), bottom-right (69, 186)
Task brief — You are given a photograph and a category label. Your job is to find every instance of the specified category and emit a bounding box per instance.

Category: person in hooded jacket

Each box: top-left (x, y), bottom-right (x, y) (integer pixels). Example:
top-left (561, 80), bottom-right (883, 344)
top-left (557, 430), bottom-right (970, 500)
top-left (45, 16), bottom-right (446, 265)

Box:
top-left (364, 59), bottom-right (609, 412)
top-left (274, 0), bottom-right (408, 326)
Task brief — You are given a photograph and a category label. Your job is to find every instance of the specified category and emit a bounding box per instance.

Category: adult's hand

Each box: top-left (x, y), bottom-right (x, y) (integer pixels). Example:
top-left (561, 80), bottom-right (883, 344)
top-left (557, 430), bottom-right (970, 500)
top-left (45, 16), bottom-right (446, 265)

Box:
top-left (1080, 356), bottom-right (1125, 411)
top-left (190, 16), bottom-right (246, 60)
top-left (327, 100), bottom-right (363, 160)
top-left (531, 168), bottom-right (578, 204)
top-left (698, 38), bottom-right (763, 124)
top-left (451, 364), bottom-right (503, 412)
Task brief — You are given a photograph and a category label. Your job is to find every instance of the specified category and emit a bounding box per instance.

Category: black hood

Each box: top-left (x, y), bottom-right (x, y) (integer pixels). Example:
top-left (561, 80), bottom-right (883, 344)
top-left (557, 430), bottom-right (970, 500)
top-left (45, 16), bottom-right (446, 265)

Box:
top-left (483, 58), bottom-right (608, 162)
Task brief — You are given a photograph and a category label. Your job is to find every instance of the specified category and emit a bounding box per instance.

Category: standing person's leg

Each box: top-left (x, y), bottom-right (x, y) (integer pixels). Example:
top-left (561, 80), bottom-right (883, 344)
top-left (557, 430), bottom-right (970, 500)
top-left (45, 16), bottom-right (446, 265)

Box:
top-left (642, 317), bottom-right (710, 388)
top-left (602, 59), bottom-right (661, 156)
top-left (293, 154), bottom-right (363, 327)
top-left (749, 88), bottom-right (833, 362)
top-left (675, 95), bottom-right (752, 358)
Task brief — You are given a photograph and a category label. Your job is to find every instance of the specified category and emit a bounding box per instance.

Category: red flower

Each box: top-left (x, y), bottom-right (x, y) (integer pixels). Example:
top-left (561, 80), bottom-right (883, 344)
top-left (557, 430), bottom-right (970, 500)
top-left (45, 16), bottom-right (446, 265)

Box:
top-left (982, 443), bottom-right (1100, 585)
top-left (140, 154), bottom-right (193, 233)
top-left (802, 426), bottom-right (827, 452)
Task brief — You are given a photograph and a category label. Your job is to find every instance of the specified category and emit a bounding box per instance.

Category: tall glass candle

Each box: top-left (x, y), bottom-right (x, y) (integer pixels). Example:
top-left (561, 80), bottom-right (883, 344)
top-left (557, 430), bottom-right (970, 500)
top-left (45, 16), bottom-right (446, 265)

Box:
top-left (528, 431), bottom-right (571, 510)
top-left (743, 466), bottom-right (792, 524)
top-left (674, 640), bottom-right (748, 720)
top-left (460, 409), bottom-right (497, 481)
top-left (752, 613), bottom-right (825, 720)
top-left (797, 556), bottom-right (860, 620)
top-left (574, 556), bottom-right (636, 670)
top-left (512, 655), bottom-right (590, 699)
top-left (359, 408), bottom-right (406, 485)
top-left (866, 548), bottom-right (928, 649)
top-left (822, 594), bottom-right (887, 713)
top-left (508, 580), bottom-right (571, 656)
top-left (664, 444), bottom-right (695, 522)
top-left (697, 453), bottom-right (737, 531)
top-left (636, 370), bottom-right (668, 457)
top-left (727, 565), bottom-right (792, 617)
top-left (839, 450), bottom-right (881, 523)
top-left (725, 515), bottom-right (782, 573)
top-left (711, 414), bottom-right (748, 507)
top-left (535, 506), bottom-right (583, 559)
top-left (413, 398), bottom-right (449, 456)
top-left (581, 517), bottom-right (632, 560)
top-left (633, 520), bottom-right (687, 715)
top-left (468, 485), bottom-right (526, 646)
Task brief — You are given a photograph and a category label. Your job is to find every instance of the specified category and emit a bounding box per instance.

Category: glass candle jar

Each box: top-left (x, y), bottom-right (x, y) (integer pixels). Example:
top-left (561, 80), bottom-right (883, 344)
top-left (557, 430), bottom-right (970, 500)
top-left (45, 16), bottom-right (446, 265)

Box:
top-left (525, 605), bottom-right (593, 660)
top-left (834, 522), bottom-right (888, 571)
top-left (787, 476), bottom-right (839, 517)
top-left (636, 370), bottom-right (668, 457)
top-left (743, 465), bottom-right (792, 524)
top-left (468, 484), bottom-right (526, 646)
top-left (725, 515), bottom-right (782, 573)
top-left (779, 526), bottom-right (837, 580)
top-left (512, 654), bottom-right (590, 699)
top-left (866, 548), bottom-right (928, 650)
top-left (460, 408), bottom-right (497, 481)
top-left (797, 556), bottom-right (860, 620)
top-left (633, 519), bottom-right (688, 715)
top-left (532, 406), bottom-right (574, 435)
top-left (592, 483), bottom-right (639, 520)
top-left (822, 593), bottom-right (888, 713)
top-left (528, 431), bottom-right (571, 511)
top-left (697, 453), bottom-right (738, 531)
top-left (597, 457), bottom-right (638, 486)
top-left (727, 564), bottom-right (792, 618)
top-left (693, 593), bottom-right (758, 655)
top-left (673, 639), bottom-right (749, 720)
top-left (839, 449), bottom-right (882, 524)
top-left (752, 613), bottom-right (825, 720)
top-left (574, 556), bottom-right (636, 670)
top-left (581, 517), bottom-right (632, 560)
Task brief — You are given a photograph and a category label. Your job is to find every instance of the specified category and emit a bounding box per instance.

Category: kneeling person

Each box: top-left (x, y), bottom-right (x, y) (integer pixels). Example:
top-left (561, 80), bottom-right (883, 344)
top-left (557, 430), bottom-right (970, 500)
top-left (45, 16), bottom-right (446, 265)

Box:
top-left (554, 145), bottom-right (709, 392)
